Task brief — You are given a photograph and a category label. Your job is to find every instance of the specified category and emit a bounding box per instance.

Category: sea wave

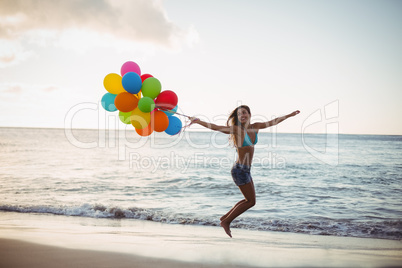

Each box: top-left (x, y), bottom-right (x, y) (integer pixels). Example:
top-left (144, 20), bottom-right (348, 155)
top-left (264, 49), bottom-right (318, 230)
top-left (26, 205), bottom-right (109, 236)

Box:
top-left (1, 204), bottom-right (401, 241)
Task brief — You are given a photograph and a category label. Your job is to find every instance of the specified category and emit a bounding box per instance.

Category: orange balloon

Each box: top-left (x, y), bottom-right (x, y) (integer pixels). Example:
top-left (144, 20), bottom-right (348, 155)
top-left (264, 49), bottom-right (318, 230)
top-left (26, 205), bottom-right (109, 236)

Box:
top-left (135, 123), bottom-right (153, 136)
top-left (152, 110), bottom-right (169, 132)
top-left (114, 92), bottom-right (139, 112)
top-left (131, 107), bottom-right (151, 129)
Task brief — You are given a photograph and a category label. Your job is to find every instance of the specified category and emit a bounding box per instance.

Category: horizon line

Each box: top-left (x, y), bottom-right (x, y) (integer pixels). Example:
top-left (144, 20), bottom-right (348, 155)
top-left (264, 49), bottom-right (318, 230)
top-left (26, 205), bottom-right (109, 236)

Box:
top-left (0, 126), bottom-right (401, 136)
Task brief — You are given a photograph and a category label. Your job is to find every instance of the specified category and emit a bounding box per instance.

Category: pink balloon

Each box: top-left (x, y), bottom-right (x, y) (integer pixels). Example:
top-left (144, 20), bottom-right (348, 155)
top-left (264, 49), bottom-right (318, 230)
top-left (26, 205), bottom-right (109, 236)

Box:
top-left (121, 61), bottom-right (141, 76)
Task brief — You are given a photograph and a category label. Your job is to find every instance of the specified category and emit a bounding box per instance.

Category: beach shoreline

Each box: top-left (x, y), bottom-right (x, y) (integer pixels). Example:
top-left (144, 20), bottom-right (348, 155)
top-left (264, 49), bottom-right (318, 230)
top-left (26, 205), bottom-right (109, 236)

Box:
top-left (0, 212), bottom-right (401, 268)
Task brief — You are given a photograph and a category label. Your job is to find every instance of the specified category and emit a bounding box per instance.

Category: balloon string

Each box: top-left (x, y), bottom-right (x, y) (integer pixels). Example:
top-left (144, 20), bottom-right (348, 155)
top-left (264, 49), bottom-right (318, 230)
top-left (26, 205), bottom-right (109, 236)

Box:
top-left (155, 106), bottom-right (191, 118)
top-left (173, 111), bottom-right (191, 118)
top-left (175, 118), bottom-right (195, 136)
top-left (155, 106), bottom-right (194, 135)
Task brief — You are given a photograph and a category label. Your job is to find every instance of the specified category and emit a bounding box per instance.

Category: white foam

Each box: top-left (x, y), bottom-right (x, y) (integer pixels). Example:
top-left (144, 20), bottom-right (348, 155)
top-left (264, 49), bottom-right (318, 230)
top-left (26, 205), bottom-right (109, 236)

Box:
top-left (1, 204), bottom-right (401, 240)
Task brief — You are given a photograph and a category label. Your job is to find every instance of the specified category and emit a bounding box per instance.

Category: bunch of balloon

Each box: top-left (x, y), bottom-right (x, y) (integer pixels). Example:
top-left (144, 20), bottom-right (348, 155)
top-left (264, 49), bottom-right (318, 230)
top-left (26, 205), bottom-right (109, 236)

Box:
top-left (100, 61), bottom-right (183, 136)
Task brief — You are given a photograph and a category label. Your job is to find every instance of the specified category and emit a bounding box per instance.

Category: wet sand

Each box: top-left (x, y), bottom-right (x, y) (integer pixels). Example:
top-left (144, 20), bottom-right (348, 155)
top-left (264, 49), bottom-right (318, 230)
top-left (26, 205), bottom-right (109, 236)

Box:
top-left (0, 212), bottom-right (401, 268)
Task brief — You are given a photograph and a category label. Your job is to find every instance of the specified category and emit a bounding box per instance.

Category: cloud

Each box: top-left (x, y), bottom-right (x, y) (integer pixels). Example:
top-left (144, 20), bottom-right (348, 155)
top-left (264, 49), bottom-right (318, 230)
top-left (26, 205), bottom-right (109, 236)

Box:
top-left (0, 53), bottom-right (15, 63)
top-left (0, 82), bottom-right (60, 94)
top-left (0, 0), bottom-right (198, 64)
top-left (0, 0), bottom-right (178, 43)
top-left (2, 84), bottom-right (22, 94)
top-left (43, 86), bottom-right (58, 92)
top-left (0, 39), bottom-right (33, 67)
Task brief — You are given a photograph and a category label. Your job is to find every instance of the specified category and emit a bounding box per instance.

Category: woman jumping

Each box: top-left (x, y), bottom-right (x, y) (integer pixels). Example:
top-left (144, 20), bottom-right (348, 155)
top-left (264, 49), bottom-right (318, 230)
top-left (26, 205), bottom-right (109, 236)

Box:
top-left (190, 106), bottom-right (300, 237)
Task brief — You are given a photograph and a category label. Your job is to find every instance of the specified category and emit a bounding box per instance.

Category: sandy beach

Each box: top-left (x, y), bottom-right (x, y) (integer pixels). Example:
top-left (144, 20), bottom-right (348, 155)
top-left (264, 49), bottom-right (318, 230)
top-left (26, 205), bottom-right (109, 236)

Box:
top-left (0, 238), bottom-right (248, 268)
top-left (0, 212), bottom-right (401, 268)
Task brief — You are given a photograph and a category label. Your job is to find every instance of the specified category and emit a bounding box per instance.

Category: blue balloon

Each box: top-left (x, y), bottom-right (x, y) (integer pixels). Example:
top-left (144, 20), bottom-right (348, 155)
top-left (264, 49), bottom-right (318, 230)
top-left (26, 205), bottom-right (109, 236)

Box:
top-left (101, 93), bottom-right (117, 112)
top-left (163, 105), bottom-right (178, 117)
top-left (122, 72), bottom-right (142, 94)
top-left (165, 116), bottom-right (182, 135)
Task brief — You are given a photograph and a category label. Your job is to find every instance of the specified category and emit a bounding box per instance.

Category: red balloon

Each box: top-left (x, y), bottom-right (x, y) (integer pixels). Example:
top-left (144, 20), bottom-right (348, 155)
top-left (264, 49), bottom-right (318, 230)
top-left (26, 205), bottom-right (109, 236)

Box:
top-left (140, 74), bottom-right (153, 83)
top-left (155, 90), bottom-right (178, 111)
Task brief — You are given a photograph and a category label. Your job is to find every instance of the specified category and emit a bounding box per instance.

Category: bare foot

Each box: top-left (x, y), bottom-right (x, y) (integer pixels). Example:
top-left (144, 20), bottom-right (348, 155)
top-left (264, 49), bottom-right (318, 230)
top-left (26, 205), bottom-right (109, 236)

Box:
top-left (220, 220), bottom-right (232, 238)
top-left (220, 215), bottom-right (227, 221)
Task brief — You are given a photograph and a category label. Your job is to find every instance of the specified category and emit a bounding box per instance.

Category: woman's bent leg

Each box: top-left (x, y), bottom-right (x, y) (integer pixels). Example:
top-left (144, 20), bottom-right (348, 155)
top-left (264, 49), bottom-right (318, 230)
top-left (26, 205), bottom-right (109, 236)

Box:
top-left (220, 199), bottom-right (246, 221)
top-left (220, 181), bottom-right (256, 237)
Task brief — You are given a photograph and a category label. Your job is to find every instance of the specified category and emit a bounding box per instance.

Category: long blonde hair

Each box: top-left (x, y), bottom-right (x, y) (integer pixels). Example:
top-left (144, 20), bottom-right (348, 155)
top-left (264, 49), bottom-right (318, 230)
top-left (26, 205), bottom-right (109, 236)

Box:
top-left (226, 105), bottom-right (251, 147)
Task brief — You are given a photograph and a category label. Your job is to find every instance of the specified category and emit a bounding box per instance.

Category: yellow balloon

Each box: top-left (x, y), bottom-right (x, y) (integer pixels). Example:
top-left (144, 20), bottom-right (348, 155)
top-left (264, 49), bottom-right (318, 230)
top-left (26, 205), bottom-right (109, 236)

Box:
top-left (103, 73), bottom-right (125, 94)
top-left (134, 91), bottom-right (141, 99)
top-left (131, 107), bottom-right (151, 129)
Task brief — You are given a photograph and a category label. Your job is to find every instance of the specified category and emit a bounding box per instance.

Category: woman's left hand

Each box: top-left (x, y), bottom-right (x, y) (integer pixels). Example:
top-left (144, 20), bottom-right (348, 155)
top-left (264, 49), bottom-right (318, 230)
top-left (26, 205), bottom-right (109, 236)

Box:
top-left (289, 110), bottom-right (300, 117)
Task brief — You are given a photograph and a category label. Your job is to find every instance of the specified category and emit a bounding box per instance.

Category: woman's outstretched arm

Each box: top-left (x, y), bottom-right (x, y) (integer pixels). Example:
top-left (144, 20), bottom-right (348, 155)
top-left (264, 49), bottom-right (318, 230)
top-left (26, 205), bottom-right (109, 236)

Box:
top-left (189, 117), bottom-right (235, 134)
top-left (252, 110), bottom-right (300, 130)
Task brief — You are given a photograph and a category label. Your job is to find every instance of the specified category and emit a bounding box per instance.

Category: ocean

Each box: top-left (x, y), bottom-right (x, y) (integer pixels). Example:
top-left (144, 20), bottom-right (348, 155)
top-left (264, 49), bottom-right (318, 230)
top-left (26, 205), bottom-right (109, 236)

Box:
top-left (0, 127), bottom-right (401, 240)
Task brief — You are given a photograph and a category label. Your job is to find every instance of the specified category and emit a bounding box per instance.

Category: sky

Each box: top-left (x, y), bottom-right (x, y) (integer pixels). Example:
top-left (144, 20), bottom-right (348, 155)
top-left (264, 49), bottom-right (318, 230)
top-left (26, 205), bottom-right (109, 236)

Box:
top-left (0, 0), bottom-right (401, 135)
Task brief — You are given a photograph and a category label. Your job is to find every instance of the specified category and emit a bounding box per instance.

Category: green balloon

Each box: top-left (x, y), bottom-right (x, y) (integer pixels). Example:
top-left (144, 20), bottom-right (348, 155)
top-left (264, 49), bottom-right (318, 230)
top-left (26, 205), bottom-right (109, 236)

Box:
top-left (138, 97), bottom-right (155, 113)
top-left (119, 111), bottom-right (132, 124)
top-left (141, 77), bottom-right (161, 99)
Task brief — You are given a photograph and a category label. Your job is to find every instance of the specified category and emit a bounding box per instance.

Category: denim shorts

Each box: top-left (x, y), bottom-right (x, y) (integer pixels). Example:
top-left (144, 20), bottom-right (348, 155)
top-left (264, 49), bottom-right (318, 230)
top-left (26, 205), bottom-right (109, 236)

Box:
top-left (231, 163), bottom-right (252, 186)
